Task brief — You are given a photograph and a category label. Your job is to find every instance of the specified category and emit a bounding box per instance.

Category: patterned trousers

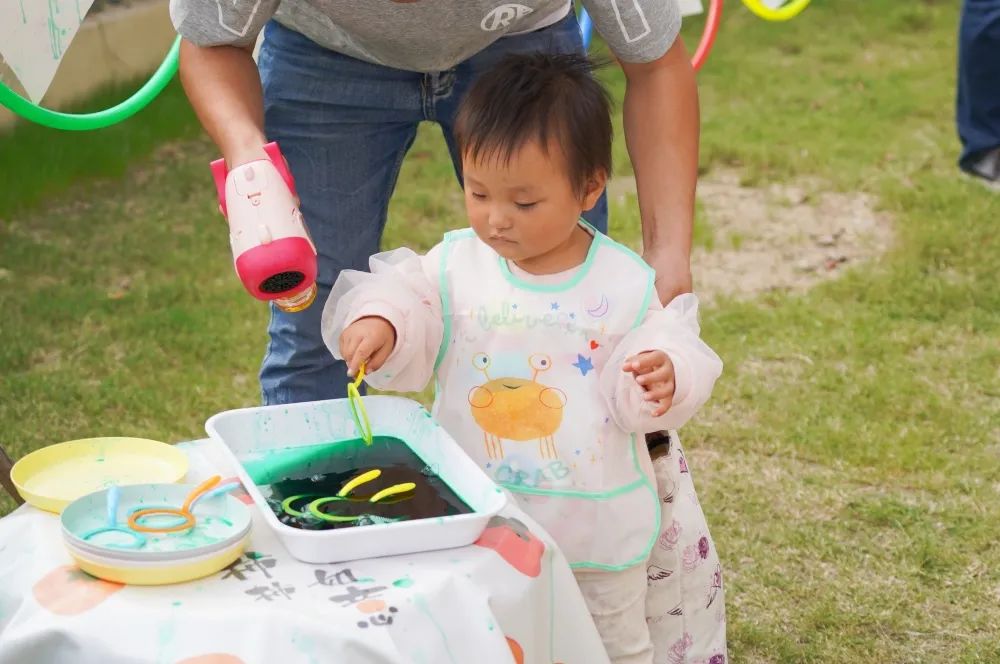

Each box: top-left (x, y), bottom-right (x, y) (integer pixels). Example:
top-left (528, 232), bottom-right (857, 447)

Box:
top-left (574, 435), bottom-right (727, 664)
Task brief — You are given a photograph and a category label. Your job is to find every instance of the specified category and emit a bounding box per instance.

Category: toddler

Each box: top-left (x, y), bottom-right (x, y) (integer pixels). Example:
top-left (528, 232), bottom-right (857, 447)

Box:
top-left (322, 53), bottom-right (726, 664)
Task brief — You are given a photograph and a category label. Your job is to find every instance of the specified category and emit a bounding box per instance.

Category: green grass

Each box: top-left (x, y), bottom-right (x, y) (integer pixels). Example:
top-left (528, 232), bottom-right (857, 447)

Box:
top-left (1, 1), bottom-right (999, 661)
top-left (0, 77), bottom-right (203, 218)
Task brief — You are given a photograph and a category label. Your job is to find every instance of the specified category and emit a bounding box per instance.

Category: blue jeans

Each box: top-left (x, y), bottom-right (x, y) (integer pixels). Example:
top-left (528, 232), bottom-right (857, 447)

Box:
top-left (957, 0), bottom-right (1000, 167)
top-left (257, 12), bottom-right (607, 405)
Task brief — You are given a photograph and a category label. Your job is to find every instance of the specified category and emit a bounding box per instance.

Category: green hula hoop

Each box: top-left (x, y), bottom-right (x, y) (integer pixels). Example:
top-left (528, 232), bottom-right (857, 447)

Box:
top-left (308, 498), bottom-right (362, 523)
top-left (0, 35), bottom-right (181, 131)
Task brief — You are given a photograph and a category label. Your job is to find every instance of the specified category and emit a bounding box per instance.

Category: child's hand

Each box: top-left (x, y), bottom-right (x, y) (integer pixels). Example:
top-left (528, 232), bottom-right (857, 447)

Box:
top-left (340, 317), bottom-right (397, 377)
top-left (623, 351), bottom-right (676, 417)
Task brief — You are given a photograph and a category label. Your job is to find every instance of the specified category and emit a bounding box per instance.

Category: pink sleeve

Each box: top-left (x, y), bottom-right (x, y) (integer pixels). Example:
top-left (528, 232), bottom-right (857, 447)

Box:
top-left (320, 245), bottom-right (444, 392)
top-left (600, 293), bottom-right (723, 434)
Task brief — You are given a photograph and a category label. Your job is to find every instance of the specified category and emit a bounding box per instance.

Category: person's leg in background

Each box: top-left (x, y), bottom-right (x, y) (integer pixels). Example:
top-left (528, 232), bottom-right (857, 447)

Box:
top-left (257, 22), bottom-right (423, 404)
top-left (437, 10), bottom-right (609, 234)
top-left (957, 0), bottom-right (1000, 186)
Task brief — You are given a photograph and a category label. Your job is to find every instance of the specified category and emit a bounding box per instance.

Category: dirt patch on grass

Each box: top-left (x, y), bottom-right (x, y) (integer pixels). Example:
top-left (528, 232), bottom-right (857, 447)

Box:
top-left (608, 169), bottom-right (894, 303)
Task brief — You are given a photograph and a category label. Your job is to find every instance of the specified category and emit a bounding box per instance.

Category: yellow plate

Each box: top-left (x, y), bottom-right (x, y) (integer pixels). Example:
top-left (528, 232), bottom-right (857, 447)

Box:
top-left (11, 437), bottom-right (188, 514)
top-left (67, 535), bottom-right (248, 585)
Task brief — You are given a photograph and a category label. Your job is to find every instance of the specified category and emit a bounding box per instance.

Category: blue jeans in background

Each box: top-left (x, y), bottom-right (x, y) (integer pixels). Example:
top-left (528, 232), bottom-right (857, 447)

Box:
top-left (957, 0), bottom-right (1000, 168)
top-left (256, 12), bottom-right (607, 404)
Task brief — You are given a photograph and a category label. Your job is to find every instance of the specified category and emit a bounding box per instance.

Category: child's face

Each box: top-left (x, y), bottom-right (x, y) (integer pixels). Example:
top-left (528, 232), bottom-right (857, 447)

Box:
top-left (462, 139), bottom-right (606, 269)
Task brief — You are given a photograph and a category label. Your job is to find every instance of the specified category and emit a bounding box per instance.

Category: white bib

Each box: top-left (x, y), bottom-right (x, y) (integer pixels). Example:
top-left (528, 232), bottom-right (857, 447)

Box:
top-left (431, 228), bottom-right (660, 570)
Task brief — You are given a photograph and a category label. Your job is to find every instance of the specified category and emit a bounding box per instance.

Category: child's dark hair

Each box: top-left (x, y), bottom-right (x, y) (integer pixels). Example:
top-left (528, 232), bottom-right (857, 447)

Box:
top-left (454, 53), bottom-right (612, 196)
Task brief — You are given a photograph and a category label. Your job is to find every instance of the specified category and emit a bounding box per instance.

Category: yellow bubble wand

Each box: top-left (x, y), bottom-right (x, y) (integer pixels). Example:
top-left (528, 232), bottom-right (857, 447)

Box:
top-left (348, 363), bottom-right (374, 445)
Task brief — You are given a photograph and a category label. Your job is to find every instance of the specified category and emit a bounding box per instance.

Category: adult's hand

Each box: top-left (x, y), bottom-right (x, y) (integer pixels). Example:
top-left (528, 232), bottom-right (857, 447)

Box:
top-left (643, 244), bottom-right (693, 304)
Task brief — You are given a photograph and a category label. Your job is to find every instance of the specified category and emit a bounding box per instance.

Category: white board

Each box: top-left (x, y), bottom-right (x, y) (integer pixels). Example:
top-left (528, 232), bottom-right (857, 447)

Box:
top-left (678, 0), bottom-right (705, 16)
top-left (0, 0), bottom-right (97, 102)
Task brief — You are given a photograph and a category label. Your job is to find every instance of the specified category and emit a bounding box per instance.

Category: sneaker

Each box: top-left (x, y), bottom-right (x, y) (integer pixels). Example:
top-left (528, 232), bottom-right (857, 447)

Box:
top-left (961, 147), bottom-right (1000, 191)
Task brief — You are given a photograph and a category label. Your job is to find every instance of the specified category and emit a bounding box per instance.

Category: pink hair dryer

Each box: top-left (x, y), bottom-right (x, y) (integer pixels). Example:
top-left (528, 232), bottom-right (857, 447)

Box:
top-left (210, 142), bottom-right (318, 312)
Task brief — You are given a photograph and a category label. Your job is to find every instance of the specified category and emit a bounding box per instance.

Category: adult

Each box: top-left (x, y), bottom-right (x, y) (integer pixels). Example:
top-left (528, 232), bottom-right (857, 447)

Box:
top-left (169, 0), bottom-right (699, 403)
top-left (957, 0), bottom-right (1000, 187)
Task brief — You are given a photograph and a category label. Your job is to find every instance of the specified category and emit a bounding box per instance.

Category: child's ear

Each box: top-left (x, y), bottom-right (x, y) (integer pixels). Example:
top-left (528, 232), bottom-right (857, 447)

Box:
top-left (581, 169), bottom-right (609, 212)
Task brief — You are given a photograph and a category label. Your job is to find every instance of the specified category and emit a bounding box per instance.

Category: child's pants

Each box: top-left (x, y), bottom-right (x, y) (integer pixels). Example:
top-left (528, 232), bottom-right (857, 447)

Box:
top-left (574, 438), bottom-right (727, 664)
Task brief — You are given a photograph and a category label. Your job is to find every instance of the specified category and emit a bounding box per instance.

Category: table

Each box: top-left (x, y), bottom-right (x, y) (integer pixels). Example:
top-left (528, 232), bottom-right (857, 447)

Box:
top-left (0, 438), bottom-right (609, 664)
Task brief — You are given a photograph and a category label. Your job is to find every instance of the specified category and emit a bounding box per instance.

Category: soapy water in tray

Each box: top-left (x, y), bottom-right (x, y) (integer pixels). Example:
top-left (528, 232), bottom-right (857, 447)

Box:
top-left (243, 436), bottom-right (472, 531)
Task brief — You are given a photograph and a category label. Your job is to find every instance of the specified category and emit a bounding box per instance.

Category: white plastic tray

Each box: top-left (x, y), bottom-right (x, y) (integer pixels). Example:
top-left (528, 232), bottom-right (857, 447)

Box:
top-left (205, 396), bottom-right (506, 563)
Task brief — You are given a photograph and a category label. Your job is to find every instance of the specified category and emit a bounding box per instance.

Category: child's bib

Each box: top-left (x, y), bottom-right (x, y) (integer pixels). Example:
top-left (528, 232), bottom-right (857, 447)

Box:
top-left (431, 228), bottom-right (660, 570)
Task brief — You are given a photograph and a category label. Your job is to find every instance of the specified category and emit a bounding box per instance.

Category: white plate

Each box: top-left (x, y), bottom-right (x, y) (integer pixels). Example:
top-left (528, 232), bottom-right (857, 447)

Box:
top-left (206, 396), bottom-right (506, 564)
top-left (61, 484), bottom-right (252, 561)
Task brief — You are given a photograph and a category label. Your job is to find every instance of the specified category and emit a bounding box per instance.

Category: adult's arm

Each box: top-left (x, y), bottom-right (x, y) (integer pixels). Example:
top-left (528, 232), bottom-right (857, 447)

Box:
top-left (620, 40), bottom-right (699, 302)
top-left (170, 0), bottom-right (280, 166)
top-left (179, 41), bottom-right (269, 167)
top-left (581, 0), bottom-right (698, 302)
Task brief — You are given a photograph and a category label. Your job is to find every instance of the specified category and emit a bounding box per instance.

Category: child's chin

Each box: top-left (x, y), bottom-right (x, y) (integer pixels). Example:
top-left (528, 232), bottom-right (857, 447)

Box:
top-left (488, 239), bottom-right (522, 260)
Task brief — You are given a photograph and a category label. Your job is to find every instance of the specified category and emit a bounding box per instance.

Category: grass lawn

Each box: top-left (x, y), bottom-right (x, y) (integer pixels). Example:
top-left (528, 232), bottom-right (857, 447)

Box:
top-left (1, 1), bottom-right (998, 661)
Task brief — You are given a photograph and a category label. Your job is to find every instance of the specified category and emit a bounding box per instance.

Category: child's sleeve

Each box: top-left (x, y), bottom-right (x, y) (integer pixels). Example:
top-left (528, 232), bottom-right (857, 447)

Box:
top-left (320, 244), bottom-right (444, 393)
top-left (600, 293), bottom-right (723, 434)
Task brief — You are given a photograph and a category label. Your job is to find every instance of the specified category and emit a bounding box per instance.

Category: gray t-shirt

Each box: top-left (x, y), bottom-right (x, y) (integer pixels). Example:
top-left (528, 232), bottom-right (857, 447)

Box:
top-left (169, 1), bottom-right (681, 72)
